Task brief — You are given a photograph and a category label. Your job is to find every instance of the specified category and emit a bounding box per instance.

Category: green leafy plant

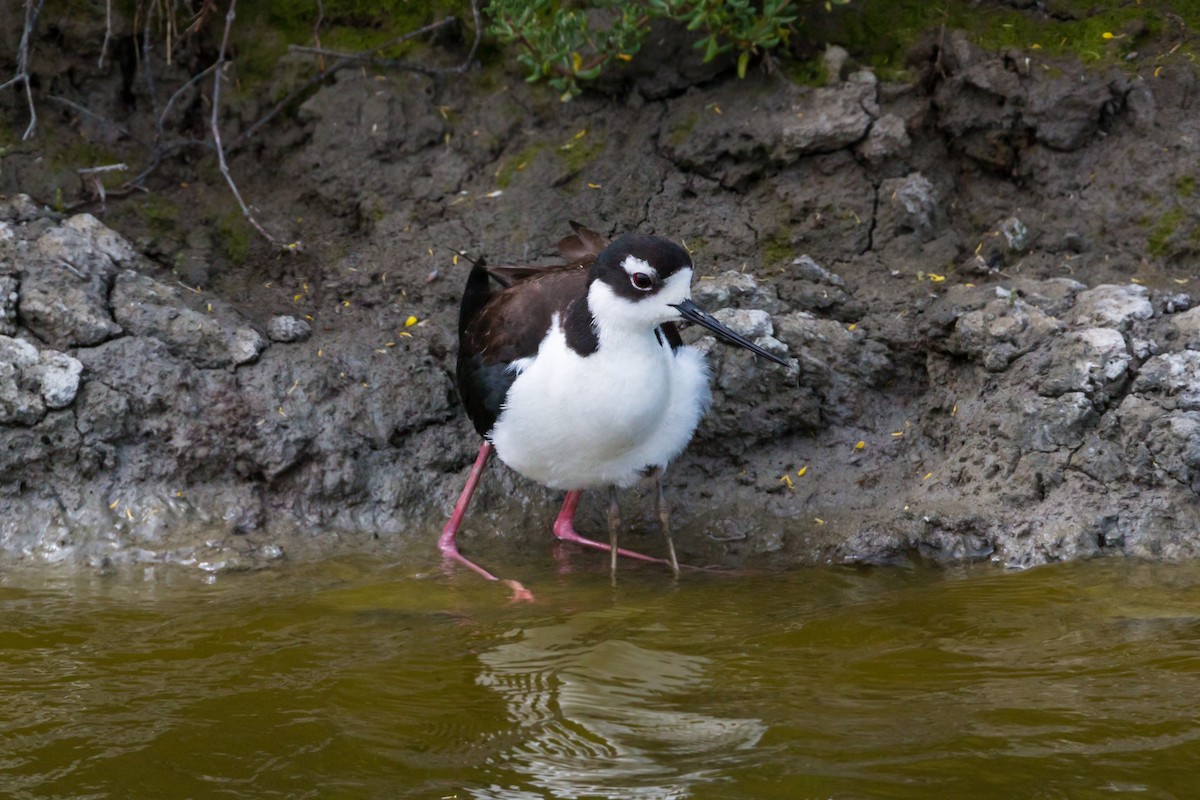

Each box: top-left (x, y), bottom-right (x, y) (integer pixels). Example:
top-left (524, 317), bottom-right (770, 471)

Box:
top-left (486, 0), bottom-right (849, 99)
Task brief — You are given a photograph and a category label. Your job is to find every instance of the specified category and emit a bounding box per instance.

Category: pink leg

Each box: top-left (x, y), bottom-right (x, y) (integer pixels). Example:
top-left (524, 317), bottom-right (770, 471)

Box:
top-left (438, 442), bottom-right (532, 602)
top-left (551, 489), bottom-right (675, 568)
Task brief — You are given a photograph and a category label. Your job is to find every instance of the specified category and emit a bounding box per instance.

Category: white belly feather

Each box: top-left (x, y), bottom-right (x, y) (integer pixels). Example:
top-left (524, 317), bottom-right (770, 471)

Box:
top-left (489, 321), bottom-right (711, 490)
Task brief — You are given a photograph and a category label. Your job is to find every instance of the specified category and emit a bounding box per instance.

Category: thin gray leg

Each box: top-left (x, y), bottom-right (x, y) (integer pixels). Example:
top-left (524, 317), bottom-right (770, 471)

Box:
top-left (654, 469), bottom-right (680, 578)
top-left (607, 486), bottom-right (621, 584)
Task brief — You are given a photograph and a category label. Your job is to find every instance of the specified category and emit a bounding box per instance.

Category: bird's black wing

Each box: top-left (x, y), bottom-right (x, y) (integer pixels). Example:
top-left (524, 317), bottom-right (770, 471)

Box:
top-left (456, 265), bottom-right (588, 438)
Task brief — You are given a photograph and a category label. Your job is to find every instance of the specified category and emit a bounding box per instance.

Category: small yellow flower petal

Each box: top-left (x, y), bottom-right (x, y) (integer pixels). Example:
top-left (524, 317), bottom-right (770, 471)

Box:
top-left (855, 440), bottom-right (866, 450)
top-left (928, 273), bottom-right (946, 283)
top-left (923, 472), bottom-right (933, 480)
top-left (797, 465), bottom-right (808, 477)
top-left (405, 315), bottom-right (418, 327)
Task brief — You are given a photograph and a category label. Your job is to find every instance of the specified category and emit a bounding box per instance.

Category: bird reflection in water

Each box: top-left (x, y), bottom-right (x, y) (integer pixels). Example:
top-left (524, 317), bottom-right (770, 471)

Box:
top-left (472, 610), bottom-right (765, 799)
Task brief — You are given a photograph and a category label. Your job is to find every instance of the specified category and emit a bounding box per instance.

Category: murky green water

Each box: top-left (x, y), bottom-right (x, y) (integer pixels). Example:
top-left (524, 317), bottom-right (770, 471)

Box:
top-left (3, 551), bottom-right (1200, 799)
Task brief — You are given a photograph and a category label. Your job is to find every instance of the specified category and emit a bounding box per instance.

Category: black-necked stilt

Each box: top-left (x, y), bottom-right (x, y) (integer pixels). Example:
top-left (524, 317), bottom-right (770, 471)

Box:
top-left (439, 223), bottom-right (791, 599)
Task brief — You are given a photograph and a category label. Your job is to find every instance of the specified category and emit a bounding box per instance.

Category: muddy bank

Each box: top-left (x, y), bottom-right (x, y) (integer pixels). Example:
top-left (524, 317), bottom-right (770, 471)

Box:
top-left (2, 22), bottom-right (1200, 575)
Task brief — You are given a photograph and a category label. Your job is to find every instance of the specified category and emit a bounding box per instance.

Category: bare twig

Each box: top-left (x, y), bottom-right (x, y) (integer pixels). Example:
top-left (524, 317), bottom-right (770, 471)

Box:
top-left (48, 95), bottom-right (146, 147)
top-left (78, 163), bottom-right (128, 210)
top-left (99, 0), bottom-right (113, 68)
top-left (313, 0), bottom-right (326, 71)
top-left (0, 0), bottom-right (47, 140)
top-left (157, 61), bottom-right (218, 143)
top-left (286, 10), bottom-right (480, 76)
top-left (141, 0), bottom-right (162, 125)
top-left (211, 0), bottom-right (299, 252)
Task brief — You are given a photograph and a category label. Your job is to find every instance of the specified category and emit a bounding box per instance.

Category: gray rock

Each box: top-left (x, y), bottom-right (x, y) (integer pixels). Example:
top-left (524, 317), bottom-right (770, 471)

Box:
top-left (999, 216), bottom-right (1030, 252)
top-left (0, 335), bottom-right (44, 425)
top-left (823, 44), bottom-right (850, 84)
top-left (857, 113), bottom-right (911, 164)
top-left (1026, 74), bottom-right (1124, 151)
top-left (791, 255), bottom-right (845, 287)
top-left (33, 350), bottom-right (84, 409)
top-left (1169, 305), bottom-right (1200, 349)
top-left (876, 172), bottom-right (939, 242)
top-left (1021, 392), bottom-right (1095, 452)
top-left (75, 335), bottom-right (190, 415)
top-left (711, 308), bottom-right (774, 339)
top-left (692, 270), bottom-right (781, 313)
top-left (660, 79), bottom-right (875, 186)
top-left (19, 218), bottom-right (125, 347)
top-left (0, 193), bottom-right (42, 223)
top-left (267, 315), bottom-right (312, 343)
top-left (0, 275), bottom-right (17, 336)
top-left (1133, 351), bottom-right (1200, 411)
top-left (1162, 293), bottom-right (1191, 315)
top-left (1008, 278), bottom-right (1086, 317)
top-left (778, 84), bottom-right (875, 157)
top-left (111, 271), bottom-right (266, 368)
top-left (950, 299), bottom-right (1065, 371)
top-left (1038, 328), bottom-right (1130, 403)
top-left (1067, 284), bottom-right (1153, 330)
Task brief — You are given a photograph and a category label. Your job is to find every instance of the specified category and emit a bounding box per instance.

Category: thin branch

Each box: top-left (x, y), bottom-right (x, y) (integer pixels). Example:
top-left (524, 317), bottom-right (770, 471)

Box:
top-left (1, 0), bottom-right (47, 140)
top-left (312, 0), bottom-right (326, 71)
top-left (48, 95), bottom-right (146, 147)
top-left (210, 0), bottom-right (299, 252)
top-left (286, 13), bottom-right (476, 76)
top-left (141, 0), bottom-right (162, 125)
top-left (157, 61), bottom-right (218, 144)
top-left (98, 0), bottom-right (113, 68)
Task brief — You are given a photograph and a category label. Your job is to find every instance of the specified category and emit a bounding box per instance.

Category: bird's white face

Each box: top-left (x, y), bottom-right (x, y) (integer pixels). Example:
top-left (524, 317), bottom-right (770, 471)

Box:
top-left (589, 254), bottom-right (694, 333)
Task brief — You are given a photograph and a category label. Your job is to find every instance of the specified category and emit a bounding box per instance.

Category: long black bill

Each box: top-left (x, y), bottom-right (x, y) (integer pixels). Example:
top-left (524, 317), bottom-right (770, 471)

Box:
top-left (671, 299), bottom-right (792, 367)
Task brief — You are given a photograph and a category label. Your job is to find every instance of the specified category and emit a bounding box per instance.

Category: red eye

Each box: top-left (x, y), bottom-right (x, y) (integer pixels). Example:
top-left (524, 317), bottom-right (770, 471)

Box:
top-left (631, 272), bottom-right (653, 291)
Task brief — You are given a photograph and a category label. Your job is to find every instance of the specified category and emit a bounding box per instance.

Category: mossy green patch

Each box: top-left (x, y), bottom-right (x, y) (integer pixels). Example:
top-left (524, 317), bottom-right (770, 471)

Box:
top-left (1177, 174), bottom-right (1196, 198)
top-left (1148, 205), bottom-right (1185, 258)
top-left (668, 112), bottom-right (699, 148)
top-left (494, 143), bottom-right (547, 189)
top-left (216, 209), bottom-right (253, 265)
top-left (229, 1), bottom-right (460, 94)
top-left (760, 228), bottom-right (794, 267)
top-left (141, 195), bottom-right (182, 236)
top-left (794, 0), bottom-right (1193, 76)
top-left (555, 132), bottom-right (606, 175)
top-left (784, 57), bottom-right (829, 88)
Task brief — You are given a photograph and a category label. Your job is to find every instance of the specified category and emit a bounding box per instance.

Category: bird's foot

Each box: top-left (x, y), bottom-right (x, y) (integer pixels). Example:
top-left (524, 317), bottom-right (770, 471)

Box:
top-left (503, 579), bottom-right (535, 603)
top-left (552, 518), bottom-right (674, 567)
top-left (440, 541), bottom-right (535, 601)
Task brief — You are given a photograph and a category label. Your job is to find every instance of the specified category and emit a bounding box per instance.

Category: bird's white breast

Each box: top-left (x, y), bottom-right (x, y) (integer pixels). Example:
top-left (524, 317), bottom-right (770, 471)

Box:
top-left (489, 318), bottom-right (711, 490)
